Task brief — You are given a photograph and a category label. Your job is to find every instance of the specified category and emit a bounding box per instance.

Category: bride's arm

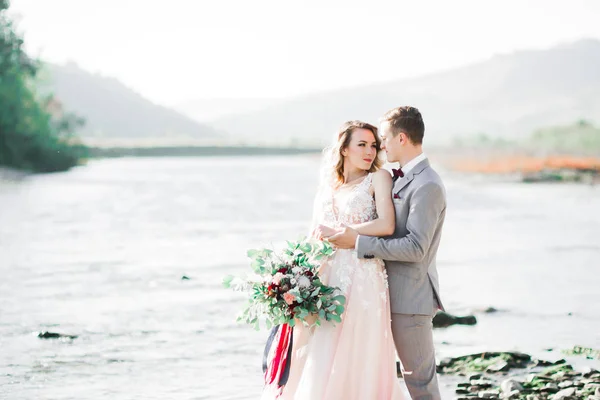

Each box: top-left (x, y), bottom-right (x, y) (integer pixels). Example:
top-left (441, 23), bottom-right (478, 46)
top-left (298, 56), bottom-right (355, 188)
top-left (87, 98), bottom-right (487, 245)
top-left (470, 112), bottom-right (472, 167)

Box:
top-left (308, 187), bottom-right (323, 238)
top-left (350, 169), bottom-right (395, 237)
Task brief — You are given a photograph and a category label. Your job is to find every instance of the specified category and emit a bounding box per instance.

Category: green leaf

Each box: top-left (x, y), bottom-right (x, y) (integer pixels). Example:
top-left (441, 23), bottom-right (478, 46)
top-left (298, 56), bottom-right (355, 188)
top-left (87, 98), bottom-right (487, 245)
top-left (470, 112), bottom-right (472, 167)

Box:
top-left (332, 295), bottom-right (346, 305)
top-left (222, 275), bottom-right (234, 288)
top-left (251, 259), bottom-right (265, 267)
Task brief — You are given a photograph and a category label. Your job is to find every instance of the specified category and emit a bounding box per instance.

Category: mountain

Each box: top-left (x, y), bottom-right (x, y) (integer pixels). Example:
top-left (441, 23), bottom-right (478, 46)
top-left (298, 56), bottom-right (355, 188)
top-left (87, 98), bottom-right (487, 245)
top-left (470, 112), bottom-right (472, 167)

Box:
top-left (39, 62), bottom-right (219, 142)
top-left (206, 39), bottom-right (600, 146)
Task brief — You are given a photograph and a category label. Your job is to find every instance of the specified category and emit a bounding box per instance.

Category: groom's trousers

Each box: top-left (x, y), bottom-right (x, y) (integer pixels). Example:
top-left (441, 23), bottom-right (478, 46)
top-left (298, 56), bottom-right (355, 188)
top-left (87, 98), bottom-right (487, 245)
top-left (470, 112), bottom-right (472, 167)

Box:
top-left (391, 312), bottom-right (441, 400)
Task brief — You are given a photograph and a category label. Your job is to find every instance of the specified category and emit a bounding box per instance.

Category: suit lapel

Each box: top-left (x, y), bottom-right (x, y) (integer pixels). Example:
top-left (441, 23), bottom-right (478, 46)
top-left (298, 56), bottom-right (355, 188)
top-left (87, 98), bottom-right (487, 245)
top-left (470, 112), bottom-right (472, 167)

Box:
top-left (393, 159), bottom-right (430, 194)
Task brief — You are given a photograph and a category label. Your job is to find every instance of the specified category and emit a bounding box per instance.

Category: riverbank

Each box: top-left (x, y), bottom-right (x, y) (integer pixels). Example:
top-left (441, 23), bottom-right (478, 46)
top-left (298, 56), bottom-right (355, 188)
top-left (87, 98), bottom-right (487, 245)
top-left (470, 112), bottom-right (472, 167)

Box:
top-left (429, 148), bottom-right (600, 183)
top-left (0, 166), bottom-right (29, 181)
top-left (87, 145), bottom-right (322, 158)
top-left (437, 349), bottom-right (600, 399)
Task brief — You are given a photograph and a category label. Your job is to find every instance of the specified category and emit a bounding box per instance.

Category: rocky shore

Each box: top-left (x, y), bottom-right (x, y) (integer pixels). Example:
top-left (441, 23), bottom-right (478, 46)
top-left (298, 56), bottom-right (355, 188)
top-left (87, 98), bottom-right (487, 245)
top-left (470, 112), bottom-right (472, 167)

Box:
top-left (438, 351), bottom-right (600, 399)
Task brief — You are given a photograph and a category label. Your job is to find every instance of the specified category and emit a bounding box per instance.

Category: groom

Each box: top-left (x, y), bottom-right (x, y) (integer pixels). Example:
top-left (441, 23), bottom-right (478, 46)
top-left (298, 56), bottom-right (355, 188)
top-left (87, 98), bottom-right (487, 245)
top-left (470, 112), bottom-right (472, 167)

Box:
top-left (329, 106), bottom-right (445, 400)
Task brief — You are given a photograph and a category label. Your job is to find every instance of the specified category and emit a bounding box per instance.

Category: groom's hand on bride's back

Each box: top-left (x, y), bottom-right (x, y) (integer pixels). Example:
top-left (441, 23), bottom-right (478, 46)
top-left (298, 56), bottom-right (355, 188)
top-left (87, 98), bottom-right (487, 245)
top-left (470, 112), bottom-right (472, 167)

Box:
top-left (327, 225), bottom-right (358, 249)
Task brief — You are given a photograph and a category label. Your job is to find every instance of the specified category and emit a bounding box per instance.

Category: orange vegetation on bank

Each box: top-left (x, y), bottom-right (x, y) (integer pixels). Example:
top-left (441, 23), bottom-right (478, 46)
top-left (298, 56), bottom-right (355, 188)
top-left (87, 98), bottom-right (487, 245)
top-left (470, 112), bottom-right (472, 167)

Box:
top-left (452, 156), bottom-right (600, 174)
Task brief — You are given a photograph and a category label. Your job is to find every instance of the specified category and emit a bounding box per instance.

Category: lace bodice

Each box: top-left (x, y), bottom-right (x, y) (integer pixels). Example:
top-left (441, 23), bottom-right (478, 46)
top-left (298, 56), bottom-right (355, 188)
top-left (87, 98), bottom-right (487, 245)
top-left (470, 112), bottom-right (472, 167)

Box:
top-left (312, 172), bottom-right (389, 310)
top-left (319, 173), bottom-right (377, 228)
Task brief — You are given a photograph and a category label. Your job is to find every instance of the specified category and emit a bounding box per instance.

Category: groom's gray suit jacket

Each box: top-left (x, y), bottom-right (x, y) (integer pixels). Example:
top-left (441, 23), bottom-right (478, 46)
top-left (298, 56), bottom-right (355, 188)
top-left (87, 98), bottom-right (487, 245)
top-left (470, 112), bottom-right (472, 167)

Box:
top-left (357, 159), bottom-right (446, 315)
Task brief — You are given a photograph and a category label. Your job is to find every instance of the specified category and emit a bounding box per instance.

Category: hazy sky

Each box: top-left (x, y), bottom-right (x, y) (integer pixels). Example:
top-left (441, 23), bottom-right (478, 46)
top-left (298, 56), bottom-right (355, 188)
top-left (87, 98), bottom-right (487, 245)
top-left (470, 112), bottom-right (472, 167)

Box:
top-left (10, 0), bottom-right (600, 107)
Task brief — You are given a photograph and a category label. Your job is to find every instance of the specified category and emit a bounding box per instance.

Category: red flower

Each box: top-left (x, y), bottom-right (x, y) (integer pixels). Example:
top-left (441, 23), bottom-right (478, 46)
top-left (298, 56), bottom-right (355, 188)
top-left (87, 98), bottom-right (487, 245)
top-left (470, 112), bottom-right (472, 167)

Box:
top-left (288, 301), bottom-right (299, 312)
top-left (304, 271), bottom-right (314, 277)
top-left (277, 267), bottom-right (288, 274)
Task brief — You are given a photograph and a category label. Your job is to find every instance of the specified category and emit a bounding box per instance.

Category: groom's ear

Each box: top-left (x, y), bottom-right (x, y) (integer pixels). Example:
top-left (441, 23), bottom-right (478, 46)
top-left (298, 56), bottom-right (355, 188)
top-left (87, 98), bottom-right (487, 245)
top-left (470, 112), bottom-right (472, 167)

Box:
top-left (398, 132), bottom-right (408, 145)
top-left (397, 132), bottom-right (404, 144)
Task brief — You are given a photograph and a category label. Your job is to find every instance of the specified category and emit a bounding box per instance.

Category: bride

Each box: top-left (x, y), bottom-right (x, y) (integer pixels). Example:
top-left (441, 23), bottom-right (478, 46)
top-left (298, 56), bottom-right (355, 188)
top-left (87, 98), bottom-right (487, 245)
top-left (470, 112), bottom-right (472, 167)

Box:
top-left (263, 120), bottom-right (404, 399)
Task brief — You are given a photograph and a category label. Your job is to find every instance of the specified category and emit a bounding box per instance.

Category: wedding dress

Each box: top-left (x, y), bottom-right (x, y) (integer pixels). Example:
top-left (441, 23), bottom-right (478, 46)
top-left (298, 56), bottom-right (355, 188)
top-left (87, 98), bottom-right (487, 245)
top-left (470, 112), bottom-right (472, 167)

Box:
top-left (263, 173), bottom-right (404, 400)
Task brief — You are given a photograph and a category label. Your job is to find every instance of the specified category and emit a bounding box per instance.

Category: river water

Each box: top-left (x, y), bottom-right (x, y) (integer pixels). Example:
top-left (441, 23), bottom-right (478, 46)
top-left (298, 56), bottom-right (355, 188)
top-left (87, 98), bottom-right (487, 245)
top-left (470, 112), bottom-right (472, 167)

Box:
top-left (1, 156), bottom-right (599, 399)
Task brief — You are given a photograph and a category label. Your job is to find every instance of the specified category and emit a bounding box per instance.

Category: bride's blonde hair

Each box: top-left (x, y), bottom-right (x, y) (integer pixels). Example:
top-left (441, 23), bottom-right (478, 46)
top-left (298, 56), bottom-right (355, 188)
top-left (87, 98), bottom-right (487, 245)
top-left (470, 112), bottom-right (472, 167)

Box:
top-left (320, 120), bottom-right (382, 189)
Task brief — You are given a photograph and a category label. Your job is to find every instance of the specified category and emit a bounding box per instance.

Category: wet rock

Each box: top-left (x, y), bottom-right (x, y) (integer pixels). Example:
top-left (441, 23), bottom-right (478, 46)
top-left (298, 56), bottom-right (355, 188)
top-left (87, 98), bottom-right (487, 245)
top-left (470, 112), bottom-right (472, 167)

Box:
top-left (501, 379), bottom-right (524, 393)
top-left (581, 379), bottom-right (600, 386)
top-left (540, 382), bottom-right (559, 394)
top-left (433, 311), bottom-right (477, 328)
top-left (38, 331), bottom-right (78, 339)
top-left (586, 383), bottom-right (600, 393)
top-left (534, 359), bottom-right (556, 367)
top-left (471, 380), bottom-right (494, 389)
top-left (501, 389), bottom-right (520, 399)
top-left (486, 361), bottom-right (510, 373)
top-left (478, 389), bottom-right (500, 398)
top-left (440, 351), bottom-right (600, 400)
top-left (551, 387), bottom-right (576, 399)
top-left (558, 380), bottom-right (574, 389)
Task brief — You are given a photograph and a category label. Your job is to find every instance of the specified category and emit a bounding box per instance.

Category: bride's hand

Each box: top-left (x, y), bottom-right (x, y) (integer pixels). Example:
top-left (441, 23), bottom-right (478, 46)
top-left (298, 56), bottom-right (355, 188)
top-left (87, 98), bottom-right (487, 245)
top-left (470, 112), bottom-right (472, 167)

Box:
top-left (314, 224), bottom-right (338, 241)
top-left (295, 313), bottom-right (318, 327)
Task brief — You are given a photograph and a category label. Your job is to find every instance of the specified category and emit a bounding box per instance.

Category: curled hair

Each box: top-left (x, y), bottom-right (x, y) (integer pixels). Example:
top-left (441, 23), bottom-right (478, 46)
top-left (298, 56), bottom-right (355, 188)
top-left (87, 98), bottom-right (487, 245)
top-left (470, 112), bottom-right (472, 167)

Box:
top-left (320, 120), bottom-right (382, 189)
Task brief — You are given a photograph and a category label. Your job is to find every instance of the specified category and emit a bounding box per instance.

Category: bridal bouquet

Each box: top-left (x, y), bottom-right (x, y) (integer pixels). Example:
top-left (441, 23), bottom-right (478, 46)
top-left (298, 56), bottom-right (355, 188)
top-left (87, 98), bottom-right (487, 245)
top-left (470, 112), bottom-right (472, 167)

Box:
top-left (222, 238), bottom-right (346, 330)
top-left (223, 238), bottom-right (346, 396)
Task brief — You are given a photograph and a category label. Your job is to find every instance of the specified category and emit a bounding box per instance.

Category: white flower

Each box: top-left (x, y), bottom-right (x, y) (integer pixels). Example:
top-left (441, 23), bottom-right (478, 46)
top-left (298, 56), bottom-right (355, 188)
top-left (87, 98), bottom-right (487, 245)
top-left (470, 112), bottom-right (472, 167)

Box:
top-left (290, 278), bottom-right (297, 285)
top-left (272, 273), bottom-right (284, 285)
top-left (291, 267), bottom-right (302, 275)
top-left (297, 276), bottom-right (311, 289)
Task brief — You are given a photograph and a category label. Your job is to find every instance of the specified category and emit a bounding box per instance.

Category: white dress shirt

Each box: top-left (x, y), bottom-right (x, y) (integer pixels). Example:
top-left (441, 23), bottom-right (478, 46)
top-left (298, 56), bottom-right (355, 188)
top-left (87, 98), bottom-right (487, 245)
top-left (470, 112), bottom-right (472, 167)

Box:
top-left (400, 152), bottom-right (427, 175)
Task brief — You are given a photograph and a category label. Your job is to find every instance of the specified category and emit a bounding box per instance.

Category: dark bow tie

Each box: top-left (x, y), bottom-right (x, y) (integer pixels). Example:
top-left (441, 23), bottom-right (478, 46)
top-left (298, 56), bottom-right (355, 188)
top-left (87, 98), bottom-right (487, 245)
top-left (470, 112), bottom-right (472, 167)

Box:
top-left (392, 168), bottom-right (404, 181)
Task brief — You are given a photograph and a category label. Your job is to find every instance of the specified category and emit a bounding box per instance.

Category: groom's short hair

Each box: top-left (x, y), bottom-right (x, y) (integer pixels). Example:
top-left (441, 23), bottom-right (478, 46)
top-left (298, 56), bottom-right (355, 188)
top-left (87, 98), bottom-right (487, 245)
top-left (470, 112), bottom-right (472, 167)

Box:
top-left (381, 106), bottom-right (425, 144)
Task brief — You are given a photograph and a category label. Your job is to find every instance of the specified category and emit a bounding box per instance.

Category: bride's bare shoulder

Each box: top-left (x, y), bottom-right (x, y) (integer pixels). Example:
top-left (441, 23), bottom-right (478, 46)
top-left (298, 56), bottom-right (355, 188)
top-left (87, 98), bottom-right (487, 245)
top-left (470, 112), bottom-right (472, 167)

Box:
top-left (372, 169), bottom-right (392, 183)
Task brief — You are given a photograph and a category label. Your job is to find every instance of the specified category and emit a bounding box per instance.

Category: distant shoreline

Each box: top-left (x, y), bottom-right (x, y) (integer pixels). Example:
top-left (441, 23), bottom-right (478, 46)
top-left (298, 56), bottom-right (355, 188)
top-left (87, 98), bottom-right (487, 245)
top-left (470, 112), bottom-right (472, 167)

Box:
top-left (0, 166), bottom-right (29, 181)
top-left (88, 145), bottom-right (323, 158)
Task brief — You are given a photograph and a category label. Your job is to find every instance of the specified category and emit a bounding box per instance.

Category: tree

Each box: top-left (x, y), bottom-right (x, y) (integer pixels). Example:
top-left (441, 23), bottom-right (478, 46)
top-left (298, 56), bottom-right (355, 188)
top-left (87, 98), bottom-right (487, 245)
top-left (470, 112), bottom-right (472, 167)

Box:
top-left (0, 0), bottom-right (87, 172)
